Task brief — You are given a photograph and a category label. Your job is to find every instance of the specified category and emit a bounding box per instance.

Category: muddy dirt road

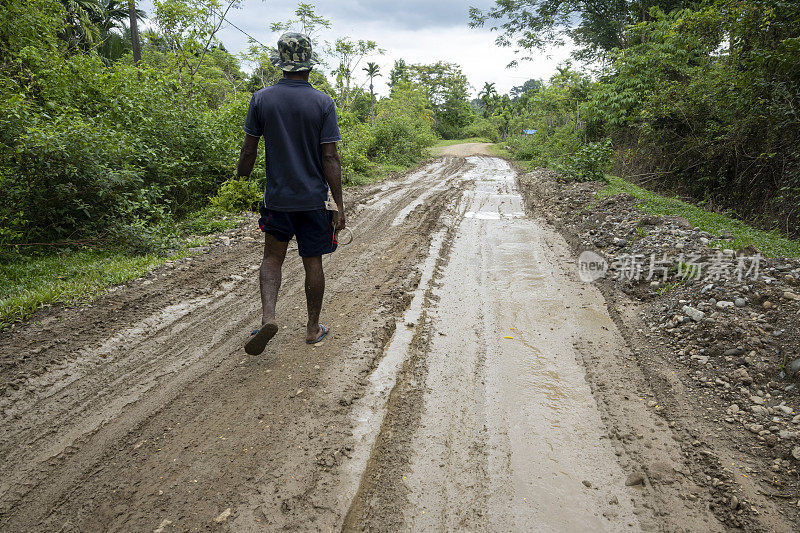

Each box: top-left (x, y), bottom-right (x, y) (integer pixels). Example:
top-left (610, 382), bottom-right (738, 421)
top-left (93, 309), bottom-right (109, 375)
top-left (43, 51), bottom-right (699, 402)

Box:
top-left (0, 147), bottom-right (744, 531)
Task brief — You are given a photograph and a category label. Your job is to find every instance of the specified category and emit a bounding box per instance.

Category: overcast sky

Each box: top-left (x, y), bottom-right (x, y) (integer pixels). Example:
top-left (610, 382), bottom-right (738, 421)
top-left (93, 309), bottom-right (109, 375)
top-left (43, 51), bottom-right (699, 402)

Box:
top-left (138, 0), bottom-right (573, 98)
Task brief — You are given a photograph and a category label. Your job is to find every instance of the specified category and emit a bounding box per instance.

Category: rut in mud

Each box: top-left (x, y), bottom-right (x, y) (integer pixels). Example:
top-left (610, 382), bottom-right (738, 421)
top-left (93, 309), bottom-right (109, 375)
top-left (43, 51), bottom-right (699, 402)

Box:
top-left (0, 146), bottom-right (748, 531)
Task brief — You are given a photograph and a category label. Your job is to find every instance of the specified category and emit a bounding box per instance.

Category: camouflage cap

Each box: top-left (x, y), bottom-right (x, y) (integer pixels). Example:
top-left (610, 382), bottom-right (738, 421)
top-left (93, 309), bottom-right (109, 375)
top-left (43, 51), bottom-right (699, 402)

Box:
top-left (270, 32), bottom-right (319, 72)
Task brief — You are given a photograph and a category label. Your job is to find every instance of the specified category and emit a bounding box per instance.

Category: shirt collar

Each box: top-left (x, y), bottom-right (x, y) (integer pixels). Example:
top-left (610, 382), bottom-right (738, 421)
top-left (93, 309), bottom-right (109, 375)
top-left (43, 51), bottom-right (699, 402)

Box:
top-left (278, 78), bottom-right (311, 87)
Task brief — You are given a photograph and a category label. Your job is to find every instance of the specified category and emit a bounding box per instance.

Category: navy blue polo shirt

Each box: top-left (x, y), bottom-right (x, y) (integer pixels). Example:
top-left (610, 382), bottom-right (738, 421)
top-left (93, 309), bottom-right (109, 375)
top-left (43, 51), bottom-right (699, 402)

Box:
top-left (243, 78), bottom-right (341, 211)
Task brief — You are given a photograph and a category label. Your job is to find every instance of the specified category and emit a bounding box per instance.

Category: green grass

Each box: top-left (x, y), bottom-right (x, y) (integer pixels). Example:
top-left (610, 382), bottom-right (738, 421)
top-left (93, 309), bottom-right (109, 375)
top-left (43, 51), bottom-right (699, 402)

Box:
top-left (486, 143), bottom-right (512, 158)
top-left (594, 175), bottom-right (800, 258)
top-left (433, 137), bottom-right (491, 147)
top-left (486, 143), bottom-right (539, 172)
top-left (0, 248), bottom-right (195, 327)
top-left (0, 208), bottom-right (247, 328)
top-left (177, 205), bottom-right (242, 236)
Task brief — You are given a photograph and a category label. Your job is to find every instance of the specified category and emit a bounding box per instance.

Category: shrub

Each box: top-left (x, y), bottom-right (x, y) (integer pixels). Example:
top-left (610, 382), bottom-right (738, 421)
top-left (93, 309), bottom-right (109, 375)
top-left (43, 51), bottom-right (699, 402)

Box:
top-left (370, 83), bottom-right (436, 166)
top-left (210, 178), bottom-right (263, 213)
top-left (338, 110), bottom-right (374, 184)
top-left (463, 117), bottom-right (500, 143)
top-left (554, 139), bottom-right (614, 182)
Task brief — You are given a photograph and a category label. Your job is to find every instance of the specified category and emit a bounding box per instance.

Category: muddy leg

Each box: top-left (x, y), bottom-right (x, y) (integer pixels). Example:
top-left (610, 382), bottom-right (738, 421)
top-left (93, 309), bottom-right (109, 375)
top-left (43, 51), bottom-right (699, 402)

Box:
top-left (260, 233), bottom-right (288, 326)
top-left (302, 255), bottom-right (325, 342)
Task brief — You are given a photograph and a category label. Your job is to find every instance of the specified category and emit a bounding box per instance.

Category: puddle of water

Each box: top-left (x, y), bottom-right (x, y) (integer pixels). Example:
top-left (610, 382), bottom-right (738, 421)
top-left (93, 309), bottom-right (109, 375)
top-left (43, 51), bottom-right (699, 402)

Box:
top-left (366, 160), bottom-right (448, 213)
top-left (460, 156), bottom-right (639, 531)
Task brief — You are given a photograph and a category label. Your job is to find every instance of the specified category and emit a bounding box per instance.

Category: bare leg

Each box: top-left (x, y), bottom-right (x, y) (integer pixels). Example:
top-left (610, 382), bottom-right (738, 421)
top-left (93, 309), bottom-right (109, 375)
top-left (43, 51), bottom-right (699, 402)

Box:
top-left (302, 255), bottom-right (325, 342)
top-left (260, 233), bottom-right (288, 326)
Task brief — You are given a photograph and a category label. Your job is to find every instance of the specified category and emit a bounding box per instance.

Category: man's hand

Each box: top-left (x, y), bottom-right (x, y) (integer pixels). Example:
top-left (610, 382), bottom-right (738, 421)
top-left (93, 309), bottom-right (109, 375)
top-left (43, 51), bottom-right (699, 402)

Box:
top-left (335, 206), bottom-right (346, 231)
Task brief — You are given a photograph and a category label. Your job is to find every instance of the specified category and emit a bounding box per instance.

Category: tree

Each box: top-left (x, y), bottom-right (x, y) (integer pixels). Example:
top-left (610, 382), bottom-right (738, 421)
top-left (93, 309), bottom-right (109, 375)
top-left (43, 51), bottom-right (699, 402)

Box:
top-left (363, 62), bottom-right (381, 124)
top-left (469, 0), bottom-right (695, 64)
top-left (478, 81), bottom-right (497, 117)
top-left (388, 59), bottom-right (411, 90)
top-left (128, 0), bottom-right (142, 66)
top-left (269, 2), bottom-right (331, 40)
top-left (153, 0), bottom-right (242, 86)
top-left (329, 37), bottom-right (383, 109)
top-left (59, 0), bottom-right (104, 51)
top-left (510, 79), bottom-right (542, 100)
top-left (395, 61), bottom-right (473, 138)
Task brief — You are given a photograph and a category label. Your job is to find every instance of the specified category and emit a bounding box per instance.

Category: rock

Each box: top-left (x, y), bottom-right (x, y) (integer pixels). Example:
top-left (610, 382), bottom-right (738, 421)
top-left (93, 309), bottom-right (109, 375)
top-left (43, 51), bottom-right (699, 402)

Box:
top-left (793, 415), bottom-right (800, 424)
top-left (786, 358), bottom-right (800, 376)
top-left (582, 480), bottom-right (593, 488)
top-left (625, 472), bottom-right (645, 486)
top-left (214, 508), bottom-right (232, 523)
top-left (724, 347), bottom-right (746, 357)
top-left (752, 405), bottom-right (768, 417)
top-left (778, 405), bottom-right (794, 416)
top-left (671, 217), bottom-right (693, 229)
top-left (716, 300), bottom-right (735, 310)
top-left (783, 291), bottom-right (800, 301)
top-left (750, 395), bottom-right (765, 405)
top-left (763, 300), bottom-right (773, 309)
top-left (734, 298), bottom-right (747, 308)
top-left (609, 495), bottom-right (619, 505)
top-left (732, 368), bottom-right (753, 385)
top-left (765, 434), bottom-right (778, 447)
top-left (727, 404), bottom-right (740, 415)
top-left (219, 236), bottom-right (231, 246)
top-left (682, 306), bottom-right (705, 322)
top-left (792, 446), bottom-right (800, 461)
top-left (749, 424), bottom-right (764, 433)
top-left (729, 495), bottom-right (739, 510)
top-left (153, 519), bottom-right (173, 533)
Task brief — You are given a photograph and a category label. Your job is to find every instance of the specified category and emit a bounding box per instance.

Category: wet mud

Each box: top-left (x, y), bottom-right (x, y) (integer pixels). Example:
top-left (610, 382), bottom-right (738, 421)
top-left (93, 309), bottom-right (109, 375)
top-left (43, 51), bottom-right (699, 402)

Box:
top-left (1, 147), bottom-right (731, 531)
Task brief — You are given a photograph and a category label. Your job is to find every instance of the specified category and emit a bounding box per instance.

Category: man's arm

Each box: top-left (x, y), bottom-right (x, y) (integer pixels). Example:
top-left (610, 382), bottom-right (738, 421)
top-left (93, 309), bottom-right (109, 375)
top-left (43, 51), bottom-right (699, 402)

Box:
top-left (321, 142), bottom-right (345, 230)
top-left (237, 134), bottom-right (260, 178)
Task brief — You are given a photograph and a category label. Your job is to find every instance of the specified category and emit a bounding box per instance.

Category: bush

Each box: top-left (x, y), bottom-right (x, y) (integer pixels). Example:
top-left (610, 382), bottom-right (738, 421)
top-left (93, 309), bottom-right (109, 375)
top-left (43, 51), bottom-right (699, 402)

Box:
top-left (370, 83), bottom-right (437, 166)
top-left (463, 117), bottom-right (500, 143)
top-left (554, 139), bottom-right (614, 182)
top-left (210, 178), bottom-right (262, 213)
top-left (338, 110), bottom-right (374, 184)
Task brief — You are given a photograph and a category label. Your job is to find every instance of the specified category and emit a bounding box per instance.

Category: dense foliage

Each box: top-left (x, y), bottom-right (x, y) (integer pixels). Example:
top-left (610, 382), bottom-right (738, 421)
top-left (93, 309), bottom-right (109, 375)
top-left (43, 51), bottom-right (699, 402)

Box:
top-left (477, 0), bottom-right (800, 236)
top-left (0, 0), bottom-right (438, 252)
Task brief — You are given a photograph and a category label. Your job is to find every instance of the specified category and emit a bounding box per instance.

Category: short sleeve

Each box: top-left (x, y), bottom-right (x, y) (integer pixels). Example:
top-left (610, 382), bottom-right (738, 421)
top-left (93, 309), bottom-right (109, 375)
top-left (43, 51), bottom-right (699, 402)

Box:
top-left (320, 100), bottom-right (342, 143)
top-left (243, 93), bottom-right (263, 137)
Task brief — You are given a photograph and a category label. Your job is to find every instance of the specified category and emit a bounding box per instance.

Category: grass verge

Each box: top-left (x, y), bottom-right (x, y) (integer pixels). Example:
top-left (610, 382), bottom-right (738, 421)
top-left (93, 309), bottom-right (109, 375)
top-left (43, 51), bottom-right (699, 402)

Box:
top-left (0, 209), bottom-right (245, 329)
top-left (486, 143), bottom-right (513, 159)
top-left (595, 175), bottom-right (800, 258)
top-left (434, 137), bottom-right (491, 147)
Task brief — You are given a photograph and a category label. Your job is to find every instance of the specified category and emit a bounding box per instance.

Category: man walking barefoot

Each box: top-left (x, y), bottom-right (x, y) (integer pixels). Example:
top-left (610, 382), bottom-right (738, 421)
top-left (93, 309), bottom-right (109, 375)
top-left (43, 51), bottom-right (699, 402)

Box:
top-left (237, 32), bottom-right (345, 355)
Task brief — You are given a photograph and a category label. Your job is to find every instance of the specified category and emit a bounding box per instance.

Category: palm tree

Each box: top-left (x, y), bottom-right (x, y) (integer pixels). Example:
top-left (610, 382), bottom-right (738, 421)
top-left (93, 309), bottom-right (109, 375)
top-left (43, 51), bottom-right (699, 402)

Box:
top-left (362, 62), bottom-right (381, 124)
top-left (127, 0), bottom-right (142, 67)
top-left (60, 0), bottom-right (104, 51)
top-left (478, 82), bottom-right (497, 118)
top-left (92, 0), bottom-right (144, 34)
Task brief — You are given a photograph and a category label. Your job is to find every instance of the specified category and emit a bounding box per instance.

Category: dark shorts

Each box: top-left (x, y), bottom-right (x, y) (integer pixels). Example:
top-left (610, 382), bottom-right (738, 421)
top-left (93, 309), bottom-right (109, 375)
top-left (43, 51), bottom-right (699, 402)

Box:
top-left (258, 205), bottom-right (338, 257)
